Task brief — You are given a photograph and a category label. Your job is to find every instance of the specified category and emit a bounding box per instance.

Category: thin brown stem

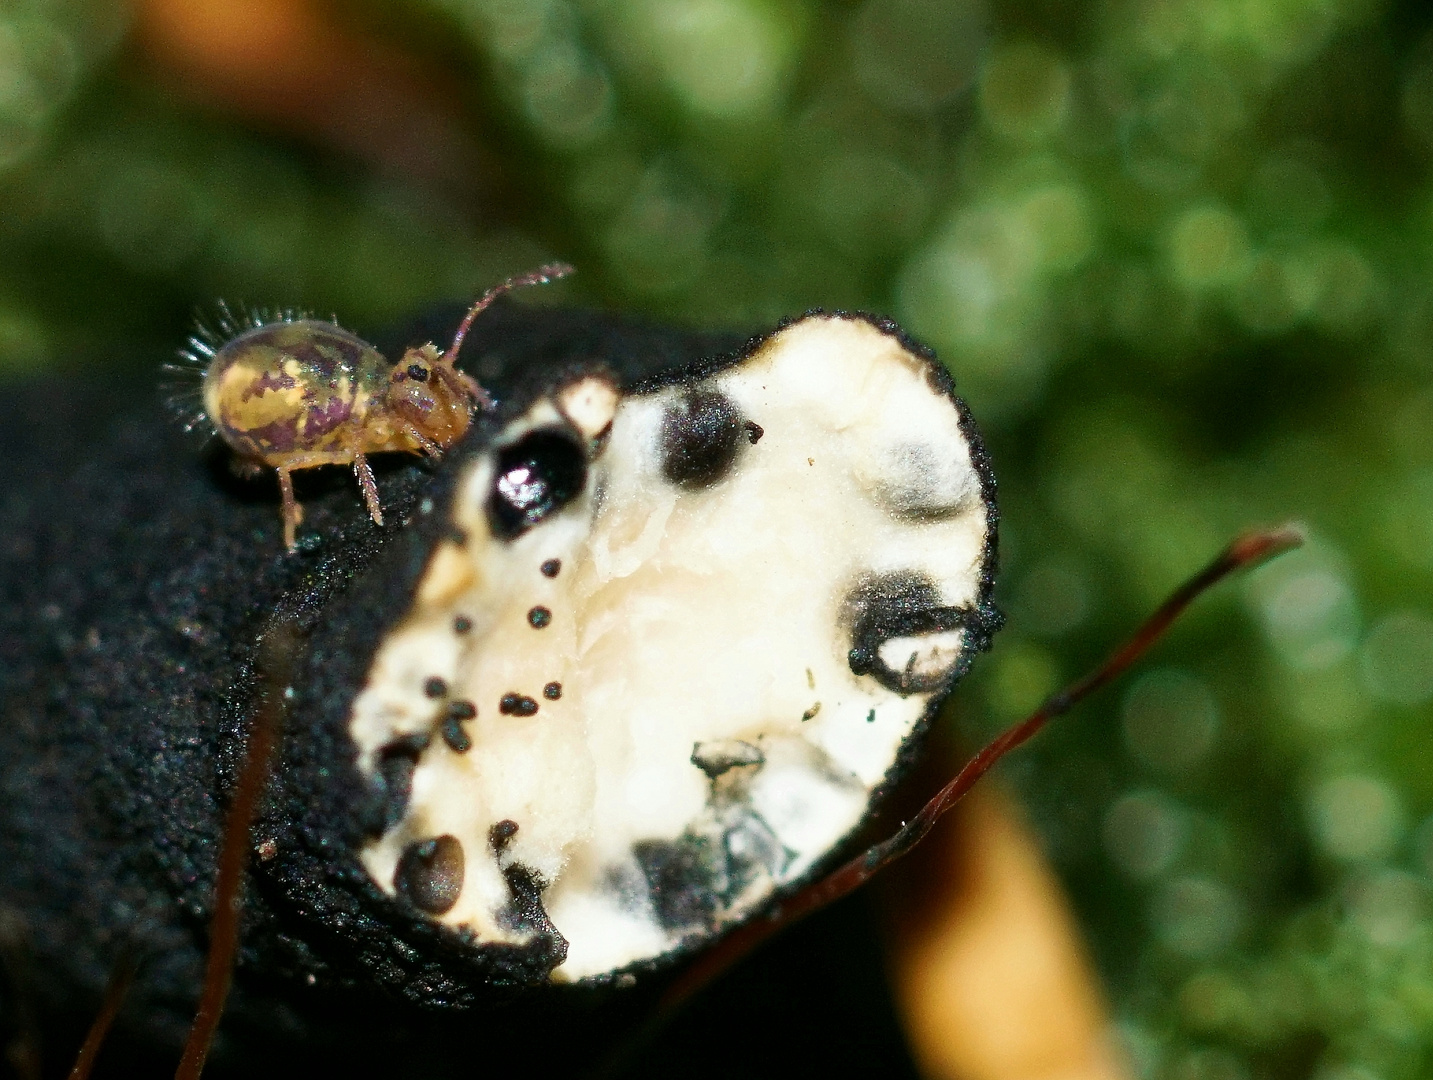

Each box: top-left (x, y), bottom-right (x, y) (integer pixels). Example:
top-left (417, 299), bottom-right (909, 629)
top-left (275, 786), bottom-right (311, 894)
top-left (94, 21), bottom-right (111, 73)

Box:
top-left (658, 523), bottom-right (1304, 1012)
top-left (173, 622), bottom-right (297, 1080)
top-left (66, 955), bottom-right (136, 1080)
top-left (443, 263), bottom-right (575, 369)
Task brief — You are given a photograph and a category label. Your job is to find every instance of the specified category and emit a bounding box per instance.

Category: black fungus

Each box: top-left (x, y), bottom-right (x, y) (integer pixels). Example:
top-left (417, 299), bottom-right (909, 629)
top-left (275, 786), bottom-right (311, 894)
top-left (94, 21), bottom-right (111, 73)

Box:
top-left (543, 682), bottom-right (562, 700)
top-left (447, 699), bottom-right (477, 721)
top-left (540, 559), bottom-right (561, 577)
top-left (424, 676), bottom-right (448, 699)
top-left (453, 614), bottom-right (473, 634)
top-left (527, 606), bottom-right (552, 629)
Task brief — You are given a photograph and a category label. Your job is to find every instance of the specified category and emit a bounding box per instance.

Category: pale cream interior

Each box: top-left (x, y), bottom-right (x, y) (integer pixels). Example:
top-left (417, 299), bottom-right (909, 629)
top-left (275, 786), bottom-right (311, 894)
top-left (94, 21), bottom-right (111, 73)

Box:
top-left (348, 315), bottom-right (991, 981)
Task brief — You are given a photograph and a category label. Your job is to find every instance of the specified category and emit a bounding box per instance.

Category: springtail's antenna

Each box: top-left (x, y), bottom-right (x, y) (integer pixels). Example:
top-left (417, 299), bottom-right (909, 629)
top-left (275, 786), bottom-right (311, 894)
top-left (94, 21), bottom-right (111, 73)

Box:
top-left (173, 621), bottom-right (297, 1080)
top-left (443, 263), bottom-right (575, 368)
top-left (66, 954), bottom-right (136, 1080)
top-left (656, 523), bottom-right (1305, 1014)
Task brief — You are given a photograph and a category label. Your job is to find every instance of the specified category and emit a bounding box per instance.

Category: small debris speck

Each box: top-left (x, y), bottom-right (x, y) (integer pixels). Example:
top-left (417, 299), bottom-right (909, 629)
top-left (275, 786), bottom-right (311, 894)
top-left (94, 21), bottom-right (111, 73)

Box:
top-left (544, 682), bottom-right (562, 700)
top-left (528, 606), bottom-right (552, 629)
top-left (866, 709), bottom-right (876, 723)
top-left (419, 497), bottom-right (434, 515)
top-left (745, 421), bottom-right (764, 445)
top-left (424, 676), bottom-right (448, 699)
top-left (541, 559), bottom-right (561, 577)
top-left (256, 839), bottom-right (278, 861)
top-left (801, 703), bottom-right (822, 722)
top-left (807, 457), bottom-right (814, 466)
top-left (805, 667), bottom-right (815, 689)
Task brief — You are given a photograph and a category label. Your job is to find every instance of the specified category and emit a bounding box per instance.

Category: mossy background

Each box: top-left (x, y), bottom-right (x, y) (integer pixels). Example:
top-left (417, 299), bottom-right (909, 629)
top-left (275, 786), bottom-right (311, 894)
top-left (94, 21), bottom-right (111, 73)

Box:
top-left (5, 1), bottom-right (1433, 1077)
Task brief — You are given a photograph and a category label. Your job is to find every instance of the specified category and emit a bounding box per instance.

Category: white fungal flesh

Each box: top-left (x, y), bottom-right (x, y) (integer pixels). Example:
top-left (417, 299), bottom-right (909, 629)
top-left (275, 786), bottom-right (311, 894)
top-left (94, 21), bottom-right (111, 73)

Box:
top-left (348, 315), bottom-right (991, 981)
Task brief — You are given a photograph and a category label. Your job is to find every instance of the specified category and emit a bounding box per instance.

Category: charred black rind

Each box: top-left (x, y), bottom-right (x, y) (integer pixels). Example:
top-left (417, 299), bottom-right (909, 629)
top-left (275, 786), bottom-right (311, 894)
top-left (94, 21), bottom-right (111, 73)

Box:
top-left (0, 302), bottom-right (997, 1053)
top-left (497, 865), bottom-right (563, 945)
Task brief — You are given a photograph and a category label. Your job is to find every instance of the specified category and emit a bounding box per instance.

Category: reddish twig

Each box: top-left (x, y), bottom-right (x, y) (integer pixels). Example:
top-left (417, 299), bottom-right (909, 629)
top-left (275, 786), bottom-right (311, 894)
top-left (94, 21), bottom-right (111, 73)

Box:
top-left (659, 523), bottom-right (1304, 1011)
top-left (174, 622), bottom-right (297, 1080)
top-left (66, 954), bottom-right (136, 1080)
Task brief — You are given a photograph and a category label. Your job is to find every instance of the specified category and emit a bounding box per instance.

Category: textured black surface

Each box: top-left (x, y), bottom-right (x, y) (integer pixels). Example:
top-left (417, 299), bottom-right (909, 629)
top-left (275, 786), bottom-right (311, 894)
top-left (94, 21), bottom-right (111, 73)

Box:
top-left (0, 302), bottom-right (990, 1077)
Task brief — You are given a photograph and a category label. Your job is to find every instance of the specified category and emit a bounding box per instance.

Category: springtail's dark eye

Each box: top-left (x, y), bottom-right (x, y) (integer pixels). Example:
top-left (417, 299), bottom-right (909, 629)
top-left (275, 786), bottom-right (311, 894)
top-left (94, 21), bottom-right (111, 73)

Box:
top-left (407, 363), bottom-right (429, 382)
top-left (486, 429), bottom-right (587, 540)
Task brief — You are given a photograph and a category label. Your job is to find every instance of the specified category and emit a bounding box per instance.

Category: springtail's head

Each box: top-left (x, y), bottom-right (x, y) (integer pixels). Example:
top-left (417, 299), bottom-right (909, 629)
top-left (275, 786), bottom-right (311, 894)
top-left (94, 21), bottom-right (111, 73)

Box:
top-left (385, 263), bottom-right (574, 456)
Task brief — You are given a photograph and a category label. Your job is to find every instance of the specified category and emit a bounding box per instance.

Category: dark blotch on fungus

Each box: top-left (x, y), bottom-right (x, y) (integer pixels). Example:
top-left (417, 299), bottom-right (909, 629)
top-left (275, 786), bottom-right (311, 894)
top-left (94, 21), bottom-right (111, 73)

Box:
top-left (487, 429), bottom-right (587, 540)
top-left (367, 734), bottom-right (429, 835)
top-left (395, 835), bottom-right (465, 915)
top-left (489, 819), bottom-right (519, 851)
top-left (499, 693), bottom-right (539, 717)
top-left (441, 717), bottom-right (472, 754)
top-left (844, 571), bottom-right (993, 695)
top-left (633, 837), bottom-right (718, 931)
top-left (660, 389), bottom-right (743, 488)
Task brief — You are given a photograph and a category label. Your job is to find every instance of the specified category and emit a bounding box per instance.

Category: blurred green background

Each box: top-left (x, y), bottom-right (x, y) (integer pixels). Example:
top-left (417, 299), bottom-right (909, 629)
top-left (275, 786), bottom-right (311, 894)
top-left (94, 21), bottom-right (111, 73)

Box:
top-left (5, 0), bottom-right (1433, 1077)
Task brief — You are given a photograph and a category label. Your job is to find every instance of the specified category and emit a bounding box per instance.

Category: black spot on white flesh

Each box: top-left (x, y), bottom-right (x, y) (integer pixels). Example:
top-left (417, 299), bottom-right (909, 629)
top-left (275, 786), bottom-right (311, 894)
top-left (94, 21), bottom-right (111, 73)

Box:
top-left (364, 733), bottom-right (429, 836)
top-left (348, 315), bottom-right (997, 983)
top-left (845, 571), bottom-right (992, 694)
top-left (490, 819), bottom-right (519, 851)
top-left (660, 388), bottom-right (743, 488)
top-left (487, 428), bottom-right (588, 540)
top-left (395, 834), bottom-right (465, 914)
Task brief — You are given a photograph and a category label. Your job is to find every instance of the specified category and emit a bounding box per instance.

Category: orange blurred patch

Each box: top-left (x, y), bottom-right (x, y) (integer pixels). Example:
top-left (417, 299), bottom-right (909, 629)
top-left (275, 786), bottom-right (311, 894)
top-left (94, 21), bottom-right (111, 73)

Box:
top-left (132, 0), bottom-right (478, 191)
top-left (883, 785), bottom-right (1128, 1080)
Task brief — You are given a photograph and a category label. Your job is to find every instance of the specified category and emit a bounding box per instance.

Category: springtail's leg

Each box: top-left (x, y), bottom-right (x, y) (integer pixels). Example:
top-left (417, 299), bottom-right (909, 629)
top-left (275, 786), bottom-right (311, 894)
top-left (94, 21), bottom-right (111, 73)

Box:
top-left (276, 467), bottom-right (301, 550)
top-left (353, 453), bottom-right (384, 527)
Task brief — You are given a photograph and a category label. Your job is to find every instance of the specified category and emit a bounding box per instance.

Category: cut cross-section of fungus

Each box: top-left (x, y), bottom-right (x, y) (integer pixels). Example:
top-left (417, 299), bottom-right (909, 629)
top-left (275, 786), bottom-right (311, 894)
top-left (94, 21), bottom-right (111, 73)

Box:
top-left (349, 312), bottom-right (997, 981)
